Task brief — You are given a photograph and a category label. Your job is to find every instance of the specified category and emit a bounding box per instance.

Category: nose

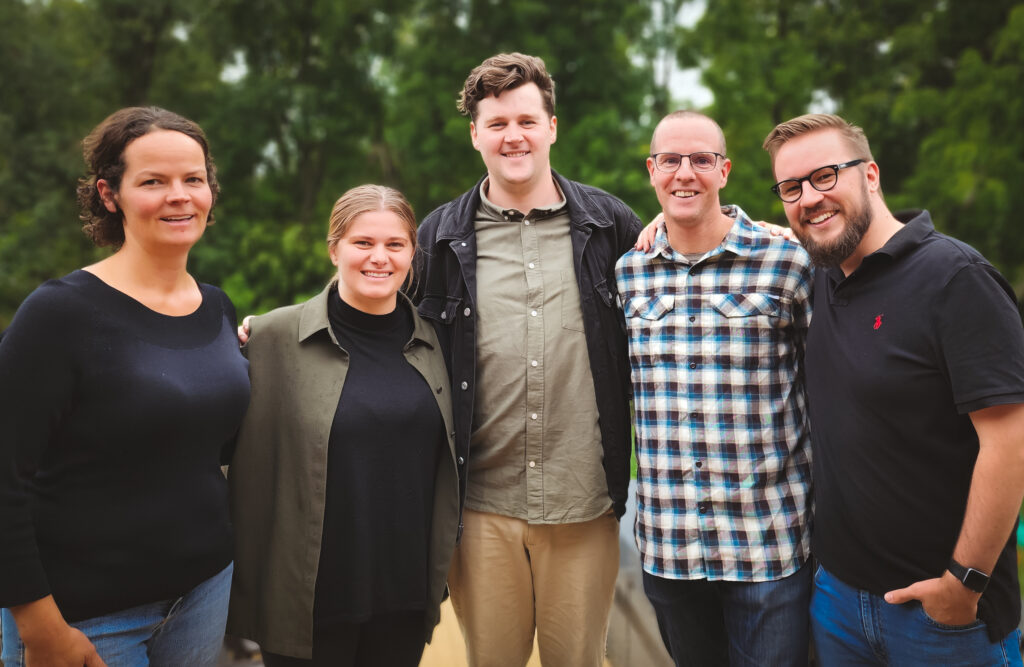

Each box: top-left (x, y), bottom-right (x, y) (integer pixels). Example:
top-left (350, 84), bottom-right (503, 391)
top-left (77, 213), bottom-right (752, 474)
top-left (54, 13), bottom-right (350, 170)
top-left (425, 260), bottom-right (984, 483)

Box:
top-left (166, 180), bottom-right (190, 202)
top-left (369, 244), bottom-right (387, 264)
top-left (504, 128), bottom-right (523, 143)
top-left (673, 157), bottom-right (697, 180)
top-left (799, 180), bottom-right (824, 208)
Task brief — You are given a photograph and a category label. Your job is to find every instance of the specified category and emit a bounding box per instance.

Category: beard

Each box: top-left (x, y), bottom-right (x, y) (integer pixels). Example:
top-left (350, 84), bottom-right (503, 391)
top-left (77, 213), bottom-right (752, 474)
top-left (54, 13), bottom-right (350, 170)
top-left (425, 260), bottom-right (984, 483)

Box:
top-left (793, 184), bottom-right (872, 268)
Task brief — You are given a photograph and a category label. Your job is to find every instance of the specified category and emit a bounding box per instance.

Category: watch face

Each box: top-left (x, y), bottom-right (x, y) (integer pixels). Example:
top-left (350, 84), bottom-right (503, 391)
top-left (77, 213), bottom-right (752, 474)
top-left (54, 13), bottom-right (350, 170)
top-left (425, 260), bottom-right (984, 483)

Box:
top-left (963, 568), bottom-right (989, 593)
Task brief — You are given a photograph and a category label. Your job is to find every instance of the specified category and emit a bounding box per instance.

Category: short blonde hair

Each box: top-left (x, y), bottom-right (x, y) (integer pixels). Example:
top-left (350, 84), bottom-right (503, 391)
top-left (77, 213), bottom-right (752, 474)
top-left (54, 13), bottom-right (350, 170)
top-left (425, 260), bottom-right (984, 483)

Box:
top-left (763, 113), bottom-right (873, 164)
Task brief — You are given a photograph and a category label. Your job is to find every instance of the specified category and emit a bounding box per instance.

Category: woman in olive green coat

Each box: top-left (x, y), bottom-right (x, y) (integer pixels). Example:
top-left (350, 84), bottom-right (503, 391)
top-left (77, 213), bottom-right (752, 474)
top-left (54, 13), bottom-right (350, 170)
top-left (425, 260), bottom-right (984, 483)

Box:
top-left (226, 185), bottom-right (459, 666)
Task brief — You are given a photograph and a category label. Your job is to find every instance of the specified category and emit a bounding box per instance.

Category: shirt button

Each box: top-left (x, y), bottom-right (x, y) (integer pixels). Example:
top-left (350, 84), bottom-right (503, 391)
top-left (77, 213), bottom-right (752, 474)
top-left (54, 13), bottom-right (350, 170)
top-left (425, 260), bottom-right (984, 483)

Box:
top-left (529, 460), bottom-right (536, 468)
top-left (464, 307), bottom-right (471, 317)
top-left (524, 220), bottom-right (531, 225)
top-left (436, 386), bottom-right (443, 394)
top-left (531, 310), bottom-right (538, 317)
top-left (698, 502), bottom-right (708, 514)
top-left (689, 315), bottom-right (696, 322)
top-left (461, 242), bottom-right (467, 247)
top-left (440, 311), bottom-right (447, 320)
top-left (695, 460), bottom-right (703, 469)
top-left (457, 456), bottom-right (465, 465)
top-left (461, 381), bottom-right (469, 390)
top-left (531, 360), bottom-right (538, 367)
top-left (690, 412), bottom-right (698, 419)
top-left (528, 262), bottom-right (535, 269)
top-left (531, 413), bottom-right (538, 420)
top-left (689, 362), bottom-right (697, 369)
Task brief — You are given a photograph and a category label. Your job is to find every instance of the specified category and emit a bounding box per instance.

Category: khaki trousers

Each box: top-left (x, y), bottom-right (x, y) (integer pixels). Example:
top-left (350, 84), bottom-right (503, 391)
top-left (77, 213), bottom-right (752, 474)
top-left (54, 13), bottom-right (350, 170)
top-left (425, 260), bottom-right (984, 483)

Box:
top-left (447, 508), bottom-right (620, 667)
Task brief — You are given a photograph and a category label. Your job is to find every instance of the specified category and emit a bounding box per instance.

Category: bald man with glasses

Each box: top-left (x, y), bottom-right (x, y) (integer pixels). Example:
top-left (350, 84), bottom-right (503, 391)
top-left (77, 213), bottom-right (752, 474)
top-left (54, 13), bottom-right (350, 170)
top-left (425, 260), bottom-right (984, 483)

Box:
top-left (615, 110), bottom-right (815, 666)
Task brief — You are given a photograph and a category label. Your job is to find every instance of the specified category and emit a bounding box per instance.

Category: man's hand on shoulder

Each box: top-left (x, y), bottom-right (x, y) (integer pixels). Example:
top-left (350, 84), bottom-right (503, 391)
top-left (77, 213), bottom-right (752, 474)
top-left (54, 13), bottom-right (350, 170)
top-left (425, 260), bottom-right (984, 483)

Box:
top-left (884, 570), bottom-right (980, 626)
top-left (633, 213), bottom-right (663, 252)
top-left (753, 220), bottom-right (797, 241)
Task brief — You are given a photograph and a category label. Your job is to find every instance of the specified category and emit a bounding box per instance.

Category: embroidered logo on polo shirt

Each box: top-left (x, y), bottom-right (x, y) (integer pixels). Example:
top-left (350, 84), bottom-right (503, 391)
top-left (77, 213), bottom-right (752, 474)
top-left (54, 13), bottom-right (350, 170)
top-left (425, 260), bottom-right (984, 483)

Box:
top-left (873, 314), bottom-right (883, 330)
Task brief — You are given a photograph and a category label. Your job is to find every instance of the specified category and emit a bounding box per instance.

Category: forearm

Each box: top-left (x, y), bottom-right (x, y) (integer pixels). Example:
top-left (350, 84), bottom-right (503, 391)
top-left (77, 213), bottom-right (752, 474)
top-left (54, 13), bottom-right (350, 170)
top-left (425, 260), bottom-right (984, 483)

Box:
top-left (10, 595), bottom-right (71, 644)
top-left (957, 403), bottom-right (1024, 573)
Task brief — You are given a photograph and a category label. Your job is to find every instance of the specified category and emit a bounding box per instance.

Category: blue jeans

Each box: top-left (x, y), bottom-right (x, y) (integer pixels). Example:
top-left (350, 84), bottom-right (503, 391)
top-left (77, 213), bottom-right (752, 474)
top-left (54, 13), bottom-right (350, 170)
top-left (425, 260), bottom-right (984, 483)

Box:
top-left (811, 563), bottom-right (1023, 666)
top-left (2, 562), bottom-right (232, 667)
top-left (642, 560), bottom-right (811, 666)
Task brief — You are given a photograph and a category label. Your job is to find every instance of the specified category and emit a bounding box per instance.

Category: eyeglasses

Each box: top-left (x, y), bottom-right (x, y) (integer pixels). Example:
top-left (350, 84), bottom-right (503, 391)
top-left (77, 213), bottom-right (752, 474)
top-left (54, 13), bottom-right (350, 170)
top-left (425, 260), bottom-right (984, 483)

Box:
top-left (650, 152), bottom-right (724, 173)
top-left (770, 159), bottom-right (865, 203)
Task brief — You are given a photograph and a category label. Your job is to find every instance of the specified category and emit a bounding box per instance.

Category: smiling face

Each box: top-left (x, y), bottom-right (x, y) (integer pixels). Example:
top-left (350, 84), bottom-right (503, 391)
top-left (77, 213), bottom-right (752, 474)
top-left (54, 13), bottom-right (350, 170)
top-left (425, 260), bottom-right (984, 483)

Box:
top-left (772, 128), bottom-right (875, 267)
top-left (648, 116), bottom-right (731, 229)
top-left (329, 209), bottom-right (414, 315)
top-left (97, 129), bottom-right (212, 254)
top-left (470, 82), bottom-right (557, 203)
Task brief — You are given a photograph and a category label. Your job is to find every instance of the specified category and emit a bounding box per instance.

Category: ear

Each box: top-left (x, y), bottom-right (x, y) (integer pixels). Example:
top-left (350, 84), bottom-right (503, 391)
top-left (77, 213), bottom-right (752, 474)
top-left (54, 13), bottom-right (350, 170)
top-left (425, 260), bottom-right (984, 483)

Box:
top-left (647, 156), bottom-right (657, 185)
top-left (328, 243), bottom-right (339, 267)
top-left (549, 115), bottom-right (557, 144)
top-left (96, 179), bottom-right (119, 213)
top-left (470, 121), bottom-right (480, 151)
top-left (865, 161), bottom-right (881, 193)
top-left (718, 158), bottom-right (732, 190)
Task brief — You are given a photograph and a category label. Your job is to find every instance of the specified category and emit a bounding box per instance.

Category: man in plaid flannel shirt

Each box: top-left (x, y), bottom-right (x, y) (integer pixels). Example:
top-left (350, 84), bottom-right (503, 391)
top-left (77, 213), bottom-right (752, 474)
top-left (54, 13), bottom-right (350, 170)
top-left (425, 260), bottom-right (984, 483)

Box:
top-left (615, 110), bottom-right (814, 666)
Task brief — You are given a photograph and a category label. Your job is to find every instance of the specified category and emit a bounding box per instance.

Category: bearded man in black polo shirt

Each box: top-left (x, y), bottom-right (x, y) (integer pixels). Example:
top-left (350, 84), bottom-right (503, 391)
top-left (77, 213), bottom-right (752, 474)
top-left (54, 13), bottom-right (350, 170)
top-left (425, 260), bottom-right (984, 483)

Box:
top-left (764, 113), bottom-right (1024, 665)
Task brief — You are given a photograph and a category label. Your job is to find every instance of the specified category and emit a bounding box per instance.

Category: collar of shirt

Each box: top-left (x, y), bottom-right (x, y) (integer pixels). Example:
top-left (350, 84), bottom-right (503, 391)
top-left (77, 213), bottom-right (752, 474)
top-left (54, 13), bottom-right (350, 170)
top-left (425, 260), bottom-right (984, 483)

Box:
top-left (647, 204), bottom-right (759, 264)
top-left (478, 177), bottom-right (568, 223)
top-left (823, 209), bottom-right (933, 287)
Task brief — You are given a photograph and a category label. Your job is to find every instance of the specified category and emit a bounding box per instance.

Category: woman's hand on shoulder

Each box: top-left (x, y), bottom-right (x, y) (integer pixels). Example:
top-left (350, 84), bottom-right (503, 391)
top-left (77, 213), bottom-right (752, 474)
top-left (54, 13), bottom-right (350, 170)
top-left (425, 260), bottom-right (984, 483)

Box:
top-left (237, 315), bottom-right (253, 346)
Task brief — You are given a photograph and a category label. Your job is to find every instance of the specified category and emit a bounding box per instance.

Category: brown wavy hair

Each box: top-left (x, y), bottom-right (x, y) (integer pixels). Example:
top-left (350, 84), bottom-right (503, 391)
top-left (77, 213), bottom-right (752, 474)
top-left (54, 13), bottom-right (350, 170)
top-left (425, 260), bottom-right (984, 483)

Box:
top-left (458, 52), bottom-right (556, 121)
top-left (77, 106), bottom-right (219, 248)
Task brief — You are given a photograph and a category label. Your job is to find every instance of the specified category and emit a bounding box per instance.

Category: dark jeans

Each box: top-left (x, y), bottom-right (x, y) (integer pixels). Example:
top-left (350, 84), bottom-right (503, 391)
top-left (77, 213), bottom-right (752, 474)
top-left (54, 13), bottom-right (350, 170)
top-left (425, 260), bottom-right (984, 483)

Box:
top-left (811, 563), bottom-right (1023, 666)
top-left (643, 561), bottom-right (812, 667)
top-left (261, 611), bottom-right (425, 667)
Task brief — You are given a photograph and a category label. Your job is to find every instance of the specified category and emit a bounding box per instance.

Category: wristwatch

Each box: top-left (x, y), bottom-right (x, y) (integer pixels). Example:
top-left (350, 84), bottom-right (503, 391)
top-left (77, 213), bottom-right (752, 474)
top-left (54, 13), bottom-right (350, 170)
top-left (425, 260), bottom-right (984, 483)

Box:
top-left (948, 558), bottom-right (990, 594)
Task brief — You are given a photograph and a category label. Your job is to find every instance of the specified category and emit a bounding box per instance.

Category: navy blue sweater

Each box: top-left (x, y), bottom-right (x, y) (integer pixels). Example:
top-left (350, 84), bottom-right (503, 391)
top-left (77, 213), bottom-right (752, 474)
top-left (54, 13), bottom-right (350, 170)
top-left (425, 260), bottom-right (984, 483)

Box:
top-left (0, 270), bottom-right (250, 621)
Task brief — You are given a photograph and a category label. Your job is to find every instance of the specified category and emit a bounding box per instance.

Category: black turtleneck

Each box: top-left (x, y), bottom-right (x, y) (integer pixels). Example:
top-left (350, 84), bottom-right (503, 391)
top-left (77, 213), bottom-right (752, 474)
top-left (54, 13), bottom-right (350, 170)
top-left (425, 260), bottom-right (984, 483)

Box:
top-left (313, 289), bottom-right (444, 628)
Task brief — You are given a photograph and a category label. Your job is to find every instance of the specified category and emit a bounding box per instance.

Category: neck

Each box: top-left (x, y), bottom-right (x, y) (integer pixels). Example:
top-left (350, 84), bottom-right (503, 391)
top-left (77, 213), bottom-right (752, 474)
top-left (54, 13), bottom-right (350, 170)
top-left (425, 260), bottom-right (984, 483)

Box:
top-left (84, 242), bottom-right (197, 314)
top-left (664, 210), bottom-right (733, 255)
top-left (485, 171), bottom-right (561, 212)
top-left (839, 202), bottom-right (904, 276)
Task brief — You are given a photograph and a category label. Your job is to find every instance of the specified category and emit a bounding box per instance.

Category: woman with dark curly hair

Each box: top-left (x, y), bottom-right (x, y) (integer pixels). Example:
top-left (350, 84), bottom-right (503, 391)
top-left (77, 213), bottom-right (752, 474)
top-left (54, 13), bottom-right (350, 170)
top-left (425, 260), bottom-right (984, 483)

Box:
top-left (0, 107), bottom-right (250, 666)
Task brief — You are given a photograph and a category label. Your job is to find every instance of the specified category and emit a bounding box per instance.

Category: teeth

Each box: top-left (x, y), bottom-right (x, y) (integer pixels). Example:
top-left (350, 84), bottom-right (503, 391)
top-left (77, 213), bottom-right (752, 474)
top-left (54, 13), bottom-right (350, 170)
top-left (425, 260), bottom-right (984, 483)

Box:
top-left (163, 216), bottom-right (191, 221)
top-left (363, 271), bottom-right (391, 278)
top-left (672, 191), bottom-right (697, 198)
top-left (504, 151), bottom-right (528, 158)
top-left (808, 211), bottom-right (834, 224)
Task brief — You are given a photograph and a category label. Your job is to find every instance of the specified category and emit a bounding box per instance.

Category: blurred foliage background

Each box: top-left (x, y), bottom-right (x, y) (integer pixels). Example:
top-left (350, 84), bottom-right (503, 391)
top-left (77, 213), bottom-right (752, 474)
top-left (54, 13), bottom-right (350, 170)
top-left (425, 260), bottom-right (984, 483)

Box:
top-left (2, 0), bottom-right (1024, 327)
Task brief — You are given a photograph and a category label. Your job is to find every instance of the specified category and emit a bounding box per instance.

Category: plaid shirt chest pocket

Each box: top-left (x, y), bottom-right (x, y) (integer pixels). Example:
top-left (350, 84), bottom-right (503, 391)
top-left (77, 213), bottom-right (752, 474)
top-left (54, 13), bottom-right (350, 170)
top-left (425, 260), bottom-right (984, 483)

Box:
top-left (623, 294), bottom-right (677, 366)
top-left (708, 292), bottom-right (789, 370)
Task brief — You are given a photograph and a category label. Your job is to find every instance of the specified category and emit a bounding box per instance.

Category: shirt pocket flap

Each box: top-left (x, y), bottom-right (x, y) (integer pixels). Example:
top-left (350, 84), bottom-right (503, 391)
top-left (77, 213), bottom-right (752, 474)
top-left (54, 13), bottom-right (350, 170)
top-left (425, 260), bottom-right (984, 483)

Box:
top-left (624, 294), bottom-right (675, 321)
top-left (710, 293), bottom-right (780, 318)
top-left (418, 295), bottom-right (460, 324)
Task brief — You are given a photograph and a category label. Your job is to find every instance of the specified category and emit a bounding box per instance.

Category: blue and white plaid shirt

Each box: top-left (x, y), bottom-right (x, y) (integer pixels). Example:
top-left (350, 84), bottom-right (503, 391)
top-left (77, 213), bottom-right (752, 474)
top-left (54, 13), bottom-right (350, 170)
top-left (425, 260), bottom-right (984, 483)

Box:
top-left (615, 205), bottom-right (813, 581)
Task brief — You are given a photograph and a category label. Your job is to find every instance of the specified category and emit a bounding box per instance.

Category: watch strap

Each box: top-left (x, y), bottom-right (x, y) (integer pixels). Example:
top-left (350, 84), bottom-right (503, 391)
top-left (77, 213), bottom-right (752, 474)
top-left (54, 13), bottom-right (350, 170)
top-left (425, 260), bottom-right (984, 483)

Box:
top-left (948, 558), bottom-right (990, 594)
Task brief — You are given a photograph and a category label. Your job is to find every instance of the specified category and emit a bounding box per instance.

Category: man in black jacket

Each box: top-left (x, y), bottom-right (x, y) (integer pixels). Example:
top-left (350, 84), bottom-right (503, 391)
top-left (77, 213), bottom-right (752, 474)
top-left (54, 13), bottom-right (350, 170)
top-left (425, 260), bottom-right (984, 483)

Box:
top-left (414, 52), bottom-right (641, 667)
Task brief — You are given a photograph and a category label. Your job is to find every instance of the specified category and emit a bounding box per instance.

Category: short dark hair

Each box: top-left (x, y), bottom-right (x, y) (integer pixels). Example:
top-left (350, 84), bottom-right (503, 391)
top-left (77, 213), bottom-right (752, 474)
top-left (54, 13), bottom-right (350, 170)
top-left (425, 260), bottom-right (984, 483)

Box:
top-left (77, 106), bottom-right (220, 248)
top-left (458, 52), bottom-right (556, 121)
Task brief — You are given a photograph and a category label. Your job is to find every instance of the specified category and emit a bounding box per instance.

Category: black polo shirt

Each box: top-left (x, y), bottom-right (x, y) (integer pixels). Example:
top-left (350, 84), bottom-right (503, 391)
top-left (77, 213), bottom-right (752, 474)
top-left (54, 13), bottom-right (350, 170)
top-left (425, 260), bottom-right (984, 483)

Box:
top-left (807, 210), bottom-right (1024, 642)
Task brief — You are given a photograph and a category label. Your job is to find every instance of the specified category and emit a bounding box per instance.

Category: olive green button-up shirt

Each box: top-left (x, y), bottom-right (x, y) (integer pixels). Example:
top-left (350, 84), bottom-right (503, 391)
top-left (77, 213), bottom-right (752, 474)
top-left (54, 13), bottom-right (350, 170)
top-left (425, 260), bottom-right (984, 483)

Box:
top-left (468, 181), bottom-right (609, 524)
